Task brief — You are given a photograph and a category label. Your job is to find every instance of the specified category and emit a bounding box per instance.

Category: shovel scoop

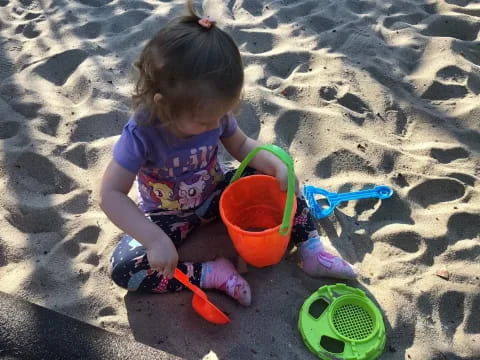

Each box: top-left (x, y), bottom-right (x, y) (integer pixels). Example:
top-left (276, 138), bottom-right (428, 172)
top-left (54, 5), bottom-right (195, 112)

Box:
top-left (174, 268), bottom-right (230, 325)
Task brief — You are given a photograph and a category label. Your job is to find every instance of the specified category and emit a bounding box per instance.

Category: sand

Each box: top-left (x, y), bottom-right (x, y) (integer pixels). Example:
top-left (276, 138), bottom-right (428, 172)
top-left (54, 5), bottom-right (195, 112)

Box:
top-left (0, 0), bottom-right (479, 359)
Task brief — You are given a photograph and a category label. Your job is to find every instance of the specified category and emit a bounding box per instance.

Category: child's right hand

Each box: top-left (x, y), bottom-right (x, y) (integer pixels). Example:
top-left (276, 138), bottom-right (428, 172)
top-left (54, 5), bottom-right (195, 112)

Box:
top-left (145, 236), bottom-right (179, 279)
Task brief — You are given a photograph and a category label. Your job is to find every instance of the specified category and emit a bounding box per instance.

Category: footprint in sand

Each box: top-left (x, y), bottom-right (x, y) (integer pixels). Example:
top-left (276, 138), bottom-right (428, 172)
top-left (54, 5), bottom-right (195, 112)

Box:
top-left (379, 151), bottom-right (397, 173)
top-left (15, 22), bottom-right (40, 38)
top-left (465, 295), bottom-right (480, 334)
top-left (263, 15), bottom-right (278, 29)
top-left (447, 172), bottom-right (476, 186)
top-left (447, 212), bottom-right (480, 241)
top-left (85, 252), bottom-right (100, 267)
top-left (74, 0), bottom-right (113, 7)
top-left (10, 151), bottom-right (76, 194)
top-left (421, 81), bottom-right (468, 101)
top-left (384, 231), bottom-right (422, 253)
top-left (439, 291), bottom-right (466, 337)
top-left (452, 41), bottom-right (480, 67)
top-left (64, 226), bottom-right (100, 258)
top-left (385, 109), bottom-right (409, 136)
top-left (74, 22), bottom-right (102, 39)
top-left (445, 242), bottom-right (480, 262)
top-left (408, 178), bottom-right (465, 208)
top-left (436, 65), bottom-right (468, 82)
top-left (276, 1), bottom-right (317, 22)
top-left (34, 49), bottom-right (89, 86)
top-left (0, 121), bottom-right (20, 139)
top-left (383, 12), bottom-right (426, 29)
top-left (24, 12), bottom-right (41, 20)
top-left (319, 86), bottom-right (337, 101)
top-left (467, 72), bottom-right (480, 94)
top-left (232, 30), bottom-right (273, 54)
top-left (265, 52), bottom-right (311, 79)
top-left (14, 102), bottom-right (42, 119)
top-left (64, 143), bottom-right (100, 169)
top-left (392, 172), bottom-right (410, 188)
top-left (418, 290), bottom-right (469, 339)
top-left (241, 0), bottom-right (264, 16)
top-left (62, 75), bottom-right (92, 105)
top-left (319, 87), bottom-right (371, 125)
top-left (274, 110), bottom-right (301, 149)
top-left (0, 53), bottom-right (15, 82)
top-left (109, 10), bottom-right (149, 34)
top-left (98, 306), bottom-right (116, 317)
top-left (37, 113), bottom-right (61, 137)
top-left (306, 14), bottom-right (336, 33)
top-left (236, 102), bottom-right (260, 140)
top-left (315, 149), bottom-right (376, 178)
top-left (337, 93), bottom-right (371, 115)
top-left (410, 213), bottom-right (480, 267)
top-left (369, 192), bottom-right (414, 228)
top-left (62, 191), bottom-right (90, 214)
top-left (6, 205), bottom-right (63, 234)
top-left (430, 147), bottom-right (469, 164)
top-left (421, 15), bottom-right (480, 42)
top-left (70, 111), bottom-right (127, 142)
top-left (346, 0), bottom-right (375, 15)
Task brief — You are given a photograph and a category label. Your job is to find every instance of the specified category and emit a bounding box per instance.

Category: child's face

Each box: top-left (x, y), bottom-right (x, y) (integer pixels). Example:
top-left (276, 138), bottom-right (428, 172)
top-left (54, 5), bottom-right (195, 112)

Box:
top-left (170, 100), bottom-right (235, 138)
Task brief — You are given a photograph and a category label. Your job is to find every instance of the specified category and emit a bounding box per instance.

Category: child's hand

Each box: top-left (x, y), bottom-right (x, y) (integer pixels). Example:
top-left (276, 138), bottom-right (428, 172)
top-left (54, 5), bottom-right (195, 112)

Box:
top-left (274, 163), bottom-right (300, 195)
top-left (145, 236), bottom-right (179, 279)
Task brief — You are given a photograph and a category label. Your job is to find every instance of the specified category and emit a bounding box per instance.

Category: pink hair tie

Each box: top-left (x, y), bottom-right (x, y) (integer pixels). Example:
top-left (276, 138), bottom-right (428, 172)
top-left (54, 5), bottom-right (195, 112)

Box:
top-left (198, 16), bottom-right (215, 29)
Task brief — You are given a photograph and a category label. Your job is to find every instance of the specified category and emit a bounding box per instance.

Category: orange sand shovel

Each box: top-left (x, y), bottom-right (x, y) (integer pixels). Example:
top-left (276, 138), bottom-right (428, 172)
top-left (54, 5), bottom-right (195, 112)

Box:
top-left (174, 268), bottom-right (230, 325)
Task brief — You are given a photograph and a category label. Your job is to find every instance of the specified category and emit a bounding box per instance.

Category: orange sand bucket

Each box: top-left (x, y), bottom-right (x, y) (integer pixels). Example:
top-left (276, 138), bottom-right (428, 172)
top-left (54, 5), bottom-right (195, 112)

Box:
top-left (220, 145), bottom-right (296, 267)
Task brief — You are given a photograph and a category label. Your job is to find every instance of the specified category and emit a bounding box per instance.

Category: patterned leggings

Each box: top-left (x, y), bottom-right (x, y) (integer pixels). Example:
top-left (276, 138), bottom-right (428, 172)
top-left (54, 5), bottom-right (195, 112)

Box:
top-left (109, 169), bottom-right (319, 293)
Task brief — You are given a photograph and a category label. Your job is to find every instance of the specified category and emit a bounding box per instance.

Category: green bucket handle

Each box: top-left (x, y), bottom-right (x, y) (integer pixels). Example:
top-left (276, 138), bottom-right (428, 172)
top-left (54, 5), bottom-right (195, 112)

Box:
top-left (230, 144), bottom-right (295, 236)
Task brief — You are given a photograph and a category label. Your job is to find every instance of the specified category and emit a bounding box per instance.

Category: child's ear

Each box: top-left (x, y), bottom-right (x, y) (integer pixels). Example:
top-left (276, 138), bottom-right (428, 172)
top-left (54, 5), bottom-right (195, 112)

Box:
top-left (153, 93), bottom-right (163, 104)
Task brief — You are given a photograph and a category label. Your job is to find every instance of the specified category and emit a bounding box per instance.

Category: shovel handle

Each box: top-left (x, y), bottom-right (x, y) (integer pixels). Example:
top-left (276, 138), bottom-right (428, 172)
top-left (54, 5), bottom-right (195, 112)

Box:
top-left (174, 268), bottom-right (207, 299)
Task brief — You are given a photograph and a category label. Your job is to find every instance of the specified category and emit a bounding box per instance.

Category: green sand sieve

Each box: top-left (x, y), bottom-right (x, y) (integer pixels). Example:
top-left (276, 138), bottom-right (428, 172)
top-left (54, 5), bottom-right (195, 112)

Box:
top-left (298, 284), bottom-right (386, 360)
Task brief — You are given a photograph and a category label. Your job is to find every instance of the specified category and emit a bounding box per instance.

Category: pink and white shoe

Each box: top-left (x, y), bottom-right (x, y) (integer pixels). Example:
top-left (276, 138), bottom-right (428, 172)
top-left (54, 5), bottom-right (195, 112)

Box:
top-left (200, 258), bottom-right (252, 306)
top-left (299, 237), bottom-right (357, 279)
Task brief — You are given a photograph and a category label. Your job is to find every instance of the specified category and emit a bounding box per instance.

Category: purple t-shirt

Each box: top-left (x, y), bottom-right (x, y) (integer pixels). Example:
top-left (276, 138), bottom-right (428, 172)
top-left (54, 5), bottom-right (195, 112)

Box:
top-left (113, 111), bottom-right (238, 213)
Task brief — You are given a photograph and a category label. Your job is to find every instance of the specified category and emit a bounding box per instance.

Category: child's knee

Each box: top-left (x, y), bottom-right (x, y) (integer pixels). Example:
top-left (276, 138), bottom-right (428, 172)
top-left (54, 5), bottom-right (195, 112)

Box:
top-left (109, 263), bottom-right (130, 290)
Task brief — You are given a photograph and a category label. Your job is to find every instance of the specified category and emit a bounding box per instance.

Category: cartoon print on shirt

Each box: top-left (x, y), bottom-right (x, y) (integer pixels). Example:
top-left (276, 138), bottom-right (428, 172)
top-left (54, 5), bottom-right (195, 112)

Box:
top-left (208, 159), bottom-right (224, 184)
top-left (175, 170), bottom-right (210, 209)
top-left (136, 146), bottom-right (228, 212)
top-left (148, 181), bottom-right (178, 209)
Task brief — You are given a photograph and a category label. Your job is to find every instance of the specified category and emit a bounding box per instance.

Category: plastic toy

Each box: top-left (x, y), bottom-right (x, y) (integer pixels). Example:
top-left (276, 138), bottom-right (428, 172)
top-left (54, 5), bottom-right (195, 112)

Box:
top-left (220, 145), bottom-right (296, 267)
top-left (298, 283), bottom-right (386, 360)
top-left (303, 185), bottom-right (393, 219)
top-left (174, 268), bottom-right (230, 325)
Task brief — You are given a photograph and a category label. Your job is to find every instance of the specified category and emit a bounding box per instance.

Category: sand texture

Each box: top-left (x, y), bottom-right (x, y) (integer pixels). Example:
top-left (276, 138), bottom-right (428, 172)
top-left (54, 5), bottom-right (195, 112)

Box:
top-left (0, 0), bottom-right (479, 359)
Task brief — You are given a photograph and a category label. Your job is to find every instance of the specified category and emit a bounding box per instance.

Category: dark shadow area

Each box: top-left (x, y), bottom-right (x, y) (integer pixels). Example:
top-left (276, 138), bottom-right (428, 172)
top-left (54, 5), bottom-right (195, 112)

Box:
top-left (0, 291), bottom-right (170, 360)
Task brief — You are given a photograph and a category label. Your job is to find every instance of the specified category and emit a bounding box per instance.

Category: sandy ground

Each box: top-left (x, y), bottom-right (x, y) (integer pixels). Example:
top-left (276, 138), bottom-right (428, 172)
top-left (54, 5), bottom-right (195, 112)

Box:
top-left (0, 0), bottom-right (479, 359)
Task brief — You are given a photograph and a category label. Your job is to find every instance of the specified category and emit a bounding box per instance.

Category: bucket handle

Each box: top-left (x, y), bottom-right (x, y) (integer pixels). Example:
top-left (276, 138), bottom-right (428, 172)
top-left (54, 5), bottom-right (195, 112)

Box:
top-left (230, 144), bottom-right (295, 236)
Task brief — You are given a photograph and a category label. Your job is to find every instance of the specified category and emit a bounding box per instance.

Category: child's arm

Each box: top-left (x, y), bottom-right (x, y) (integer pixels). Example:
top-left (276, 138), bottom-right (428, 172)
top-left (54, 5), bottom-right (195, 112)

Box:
top-left (99, 159), bottom-right (178, 278)
top-left (222, 128), bottom-right (298, 192)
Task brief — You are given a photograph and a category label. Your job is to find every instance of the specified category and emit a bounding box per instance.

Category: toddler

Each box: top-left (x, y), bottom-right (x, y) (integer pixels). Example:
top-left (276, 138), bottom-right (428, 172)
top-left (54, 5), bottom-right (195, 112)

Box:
top-left (100, 1), bottom-right (356, 307)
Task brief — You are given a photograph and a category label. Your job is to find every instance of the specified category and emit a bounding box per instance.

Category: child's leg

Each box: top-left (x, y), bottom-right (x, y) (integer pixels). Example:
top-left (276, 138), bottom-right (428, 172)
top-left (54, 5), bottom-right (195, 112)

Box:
top-left (292, 197), bottom-right (357, 279)
top-left (109, 234), bottom-right (203, 293)
top-left (109, 213), bottom-right (251, 305)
